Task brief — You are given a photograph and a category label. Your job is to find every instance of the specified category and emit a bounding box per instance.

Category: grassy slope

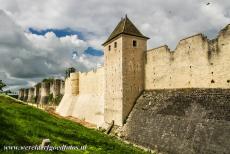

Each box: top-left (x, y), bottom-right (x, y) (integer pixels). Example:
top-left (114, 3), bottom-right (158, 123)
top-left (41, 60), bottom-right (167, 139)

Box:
top-left (0, 94), bottom-right (147, 154)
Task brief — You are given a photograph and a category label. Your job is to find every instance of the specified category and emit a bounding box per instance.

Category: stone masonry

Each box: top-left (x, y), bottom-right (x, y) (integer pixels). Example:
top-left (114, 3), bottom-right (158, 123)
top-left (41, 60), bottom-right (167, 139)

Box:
top-left (18, 16), bottom-right (230, 153)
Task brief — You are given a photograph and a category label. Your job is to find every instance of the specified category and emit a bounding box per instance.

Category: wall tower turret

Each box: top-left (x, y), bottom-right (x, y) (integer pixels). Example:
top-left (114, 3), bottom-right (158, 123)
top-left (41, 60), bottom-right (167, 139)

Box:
top-left (103, 15), bottom-right (148, 126)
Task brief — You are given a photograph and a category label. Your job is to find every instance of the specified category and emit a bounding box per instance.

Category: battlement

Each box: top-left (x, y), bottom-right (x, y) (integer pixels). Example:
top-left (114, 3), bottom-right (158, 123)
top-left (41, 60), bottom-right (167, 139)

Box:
top-left (147, 33), bottom-right (208, 58)
top-left (219, 24), bottom-right (230, 36)
top-left (146, 45), bottom-right (170, 53)
top-left (79, 66), bottom-right (104, 76)
top-left (178, 33), bottom-right (206, 43)
top-left (145, 23), bottom-right (230, 90)
top-left (146, 24), bottom-right (230, 62)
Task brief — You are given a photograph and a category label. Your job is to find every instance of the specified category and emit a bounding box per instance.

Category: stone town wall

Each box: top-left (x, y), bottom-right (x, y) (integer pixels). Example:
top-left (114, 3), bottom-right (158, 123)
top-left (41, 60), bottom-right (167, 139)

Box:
top-left (34, 83), bottom-right (41, 103)
top-left (23, 89), bottom-right (29, 102)
top-left (56, 77), bottom-right (73, 116)
top-left (145, 24), bottom-right (230, 90)
top-left (72, 67), bottom-right (104, 126)
top-left (19, 79), bottom-right (63, 104)
top-left (60, 80), bottom-right (65, 95)
top-left (120, 89), bottom-right (230, 154)
top-left (56, 67), bottom-right (104, 126)
top-left (27, 87), bottom-right (34, 102)
top-left (50, 79), bottom-right (62, 98)
top-left (39, 82), bottom-right (50, 104)
top-left (18, 89), bottom-right (24, 100)
top-left (120, 24), bottom-right (230, 153)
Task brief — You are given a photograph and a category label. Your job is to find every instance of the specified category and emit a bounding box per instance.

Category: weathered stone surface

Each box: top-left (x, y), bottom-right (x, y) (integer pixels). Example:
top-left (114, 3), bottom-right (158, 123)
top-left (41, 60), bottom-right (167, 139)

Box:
top-left (27, 87), bottom-right (34, 102)
top-left (121, 89), bottom-right (230, 154)
top-left (18, 89), bottom-right (24, 100)
top-left (60, 80), bottom-right (65, 95)
top-left (40, 82), bottom-right (50, 104)
top-left (52, 79), bottom-right (62, 98)
top-left (56, 69), bottom-right (104, 127)
top-left (23, 89), bottom-right (29, 102)
top-left (145, 24), bottom-right (230, 90)
top-left (34, 83), bottom-right (41, 104)
top-left (103, 24), bottom-right (148, 126)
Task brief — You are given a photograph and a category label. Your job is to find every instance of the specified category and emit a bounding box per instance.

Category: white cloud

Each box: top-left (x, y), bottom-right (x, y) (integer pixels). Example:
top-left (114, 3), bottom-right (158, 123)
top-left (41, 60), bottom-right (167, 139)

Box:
top-left (0, 0), bottom-right (230, 90)
top-left (0, 10), bottom-right (103, 90)
top-left (0, 0), bottom-right (230, 49)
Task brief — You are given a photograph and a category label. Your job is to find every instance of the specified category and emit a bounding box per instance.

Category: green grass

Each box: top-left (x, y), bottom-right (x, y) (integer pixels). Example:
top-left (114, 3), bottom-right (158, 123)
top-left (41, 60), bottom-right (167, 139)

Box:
top-left (0, 94), bottom-right (147, 154)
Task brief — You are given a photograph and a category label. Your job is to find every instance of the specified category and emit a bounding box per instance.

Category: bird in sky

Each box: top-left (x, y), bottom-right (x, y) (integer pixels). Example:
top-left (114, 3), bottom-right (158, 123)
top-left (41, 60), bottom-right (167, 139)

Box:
top-left (206, 2), bottom-right (210, 5)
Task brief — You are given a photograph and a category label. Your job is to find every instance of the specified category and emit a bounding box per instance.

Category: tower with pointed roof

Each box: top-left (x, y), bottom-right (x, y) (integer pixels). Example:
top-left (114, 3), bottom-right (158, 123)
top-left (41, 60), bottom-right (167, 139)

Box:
top-left (103, 15), bottom-right (149, 126)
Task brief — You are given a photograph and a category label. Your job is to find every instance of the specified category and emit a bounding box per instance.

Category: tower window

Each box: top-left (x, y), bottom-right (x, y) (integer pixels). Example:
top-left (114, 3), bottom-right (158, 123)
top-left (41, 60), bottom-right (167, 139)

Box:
top-left (114, 42), bottom-right (117, 48)
top-left (108, 45), bottom-right (111, 51)
top-left (133, 40), bottom-right (137, 47)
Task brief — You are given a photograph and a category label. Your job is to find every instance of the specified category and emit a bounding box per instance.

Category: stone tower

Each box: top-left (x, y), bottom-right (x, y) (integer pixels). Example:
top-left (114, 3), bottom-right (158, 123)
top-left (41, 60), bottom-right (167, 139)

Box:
top-left (103, 15), bottom-right (149, 126)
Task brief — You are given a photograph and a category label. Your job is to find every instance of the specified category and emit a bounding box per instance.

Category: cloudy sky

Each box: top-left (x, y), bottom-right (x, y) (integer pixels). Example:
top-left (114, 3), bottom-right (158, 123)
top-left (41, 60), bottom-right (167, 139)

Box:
top-left (0, 0), bottom-right (229, 91)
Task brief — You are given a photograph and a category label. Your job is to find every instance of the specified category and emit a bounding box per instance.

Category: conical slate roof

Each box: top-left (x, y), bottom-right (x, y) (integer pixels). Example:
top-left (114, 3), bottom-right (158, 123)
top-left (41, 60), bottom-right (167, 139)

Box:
top-left (103, 15), bottom-right (149, 46)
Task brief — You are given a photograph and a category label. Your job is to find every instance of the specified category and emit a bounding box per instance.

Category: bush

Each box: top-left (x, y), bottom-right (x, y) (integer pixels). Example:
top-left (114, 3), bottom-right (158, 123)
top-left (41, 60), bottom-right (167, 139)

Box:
top-left (42, 78), bottom-right (54, 84)
top-left (48, 93), bottom-right (53, 104)
top-left (53, 94), bottom-right (63, 105)
top-left (0, 80), bottom-right (6, 92)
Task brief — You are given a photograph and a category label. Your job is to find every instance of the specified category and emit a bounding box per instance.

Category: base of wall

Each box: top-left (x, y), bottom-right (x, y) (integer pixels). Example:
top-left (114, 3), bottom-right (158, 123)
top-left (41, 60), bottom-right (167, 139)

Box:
top-left (23, 97), bottom-right (28, 102)
top-left (35, 96), bottom-right (41, 104)
top-left (56, 94), bottom-right (104, 127)
top-left (56, 94), bottom-right (76, 117)
top-left (120, 88), bottom-right (230, 154)
top-left (40, 96), bottom-right (49, 104)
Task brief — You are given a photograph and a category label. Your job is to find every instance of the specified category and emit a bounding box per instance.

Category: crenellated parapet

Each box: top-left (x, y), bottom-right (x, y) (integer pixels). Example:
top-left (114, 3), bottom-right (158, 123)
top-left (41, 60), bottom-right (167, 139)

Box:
top-left (145, 24), bottom-right (230, 89)
top-left (18, 78), bottom-right (64, 105)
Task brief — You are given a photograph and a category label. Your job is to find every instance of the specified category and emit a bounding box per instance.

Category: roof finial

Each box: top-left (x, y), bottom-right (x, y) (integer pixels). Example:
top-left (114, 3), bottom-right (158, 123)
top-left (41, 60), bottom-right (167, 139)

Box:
top-left (125, 14), bottom-right (128, 19)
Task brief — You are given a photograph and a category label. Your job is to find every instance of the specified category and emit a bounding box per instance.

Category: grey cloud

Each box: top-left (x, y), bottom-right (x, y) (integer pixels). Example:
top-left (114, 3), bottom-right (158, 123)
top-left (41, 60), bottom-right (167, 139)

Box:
top-left (0, 72), bottom-right (36, 91)
top-left (0, 0), bottom-right (228, 49)
top-left (0, 0), bottom-right (230, 90)
top-left (0, 10), bottom-right (103, 90)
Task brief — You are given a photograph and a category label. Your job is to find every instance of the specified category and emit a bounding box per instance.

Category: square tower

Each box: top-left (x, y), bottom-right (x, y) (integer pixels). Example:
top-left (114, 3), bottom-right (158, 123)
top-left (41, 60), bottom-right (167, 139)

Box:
top-left (103, 16), bottom-right (149, 126)
top-left (70, 72), bottom-right (79, 96)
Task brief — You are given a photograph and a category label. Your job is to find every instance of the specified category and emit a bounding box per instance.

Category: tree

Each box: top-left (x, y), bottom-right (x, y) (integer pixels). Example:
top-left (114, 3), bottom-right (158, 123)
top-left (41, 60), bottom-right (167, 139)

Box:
top-left (0, 80), bottom-right (6, 92)
top-left (65, 67), bottom-right (75, 78)
top-left (42, 78), bottom-right (54, 84)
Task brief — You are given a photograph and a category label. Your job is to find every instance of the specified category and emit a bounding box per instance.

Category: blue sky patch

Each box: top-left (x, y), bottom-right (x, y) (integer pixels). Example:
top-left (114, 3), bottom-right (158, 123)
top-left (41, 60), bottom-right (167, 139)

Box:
top-left (29, 28), bottom-right (103, 56)
top-left (84, 47), bottom-right (104, 56)
top-left (29, 28), bottom-right (85, 40)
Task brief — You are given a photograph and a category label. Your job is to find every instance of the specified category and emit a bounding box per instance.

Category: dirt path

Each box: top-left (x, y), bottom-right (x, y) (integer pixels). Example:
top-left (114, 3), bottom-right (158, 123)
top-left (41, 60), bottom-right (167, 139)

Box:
top-left (26, 102), bottom-right (97, 129)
